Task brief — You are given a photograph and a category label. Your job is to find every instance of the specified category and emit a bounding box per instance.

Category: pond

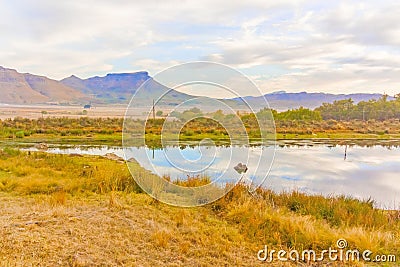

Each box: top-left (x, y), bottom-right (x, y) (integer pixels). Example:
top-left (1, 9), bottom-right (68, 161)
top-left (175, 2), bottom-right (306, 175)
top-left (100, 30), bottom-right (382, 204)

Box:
top-left (24, 141), bottom-right (400, 209)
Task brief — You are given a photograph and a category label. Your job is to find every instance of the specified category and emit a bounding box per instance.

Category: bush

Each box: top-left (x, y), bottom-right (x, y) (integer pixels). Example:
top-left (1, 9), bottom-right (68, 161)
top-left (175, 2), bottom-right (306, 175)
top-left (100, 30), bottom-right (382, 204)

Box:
top-left (15, 131), bottom-right (25, 138)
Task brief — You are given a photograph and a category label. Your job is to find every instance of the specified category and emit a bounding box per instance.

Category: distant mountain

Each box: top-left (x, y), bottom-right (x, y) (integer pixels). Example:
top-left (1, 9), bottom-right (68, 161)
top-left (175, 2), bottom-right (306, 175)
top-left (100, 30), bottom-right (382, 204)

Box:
top-left (0, 66), bottom-right (87, 105)
top-left (61, 72), bottom-right (241, 108)
top-left (0, 66), bottom-right (393, 110)
top-left (235, 91), bottom-right (393, 111)
top-left (61, 72), bottom-right (199, 106)
top-left (61, 72), bottom-right (151, 103)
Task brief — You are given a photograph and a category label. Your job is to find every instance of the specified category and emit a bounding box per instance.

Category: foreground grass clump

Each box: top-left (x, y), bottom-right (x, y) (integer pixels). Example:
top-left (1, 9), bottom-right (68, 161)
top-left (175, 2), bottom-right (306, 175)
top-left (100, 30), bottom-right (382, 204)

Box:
top-left (0, 148), bottom-right (141, 195)
top-left (0, 149), bottom-right (398, 266)
top-left (210, 184), bottom-right (400, 257)
top-left (171, 175), bottom-right (212, 187)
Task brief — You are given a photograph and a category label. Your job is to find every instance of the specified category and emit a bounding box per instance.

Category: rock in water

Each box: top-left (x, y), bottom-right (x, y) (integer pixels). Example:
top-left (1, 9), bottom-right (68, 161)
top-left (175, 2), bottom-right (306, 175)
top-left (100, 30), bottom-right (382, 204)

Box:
top-left (34, 143), bottom-right (48, 150)
top-left (103, 153), bottom-right (125, 163)
top-left (234, 163), bottom-right (248, 174)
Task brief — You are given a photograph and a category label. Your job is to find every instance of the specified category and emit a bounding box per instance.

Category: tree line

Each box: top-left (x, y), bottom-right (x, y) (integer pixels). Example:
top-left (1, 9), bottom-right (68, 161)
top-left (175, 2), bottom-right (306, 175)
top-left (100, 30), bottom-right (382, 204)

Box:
top-left (316, 95), bottom-right (400, 121)
top-left (253, 95), bottom-right (400, 122)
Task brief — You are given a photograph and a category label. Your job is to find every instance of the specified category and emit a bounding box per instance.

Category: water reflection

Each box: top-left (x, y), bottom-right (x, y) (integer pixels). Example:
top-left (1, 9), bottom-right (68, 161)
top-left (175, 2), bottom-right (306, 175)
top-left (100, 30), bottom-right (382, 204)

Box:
top-left (268, 145), bottom-right (400, 210)
top-left (23, 141), bottom-right (400, 210)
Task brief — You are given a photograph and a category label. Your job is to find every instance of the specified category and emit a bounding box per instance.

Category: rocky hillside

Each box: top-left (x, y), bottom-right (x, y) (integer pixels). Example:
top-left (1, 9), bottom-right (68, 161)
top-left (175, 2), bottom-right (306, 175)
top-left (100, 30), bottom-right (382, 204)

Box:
top-left (60, 72), bottom-right (151, 103)
top-left (0, 66), bottom-right (392, 110)
top-left (0, 66), bottom-right (87, 105)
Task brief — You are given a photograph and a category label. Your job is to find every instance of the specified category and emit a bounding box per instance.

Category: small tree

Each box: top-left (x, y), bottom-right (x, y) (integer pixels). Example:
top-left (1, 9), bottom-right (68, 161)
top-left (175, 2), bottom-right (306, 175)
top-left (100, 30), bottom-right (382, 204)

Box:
top-left (41, 111), bottom-right (48, 119)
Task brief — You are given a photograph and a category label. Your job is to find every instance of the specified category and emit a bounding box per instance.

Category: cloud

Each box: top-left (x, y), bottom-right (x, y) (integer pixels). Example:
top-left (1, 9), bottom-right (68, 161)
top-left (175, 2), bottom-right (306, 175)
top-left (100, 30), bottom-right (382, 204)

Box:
top-left (318, 2), bottom-right (400, 47)
top-left (0, 1), bottom-right (174, 78)
top-left (0, 1), bottom-right (399, 95)
top-left (131, 59), bottom-right (181, 76)
top-left (202, 2), bottom-right (400, 95)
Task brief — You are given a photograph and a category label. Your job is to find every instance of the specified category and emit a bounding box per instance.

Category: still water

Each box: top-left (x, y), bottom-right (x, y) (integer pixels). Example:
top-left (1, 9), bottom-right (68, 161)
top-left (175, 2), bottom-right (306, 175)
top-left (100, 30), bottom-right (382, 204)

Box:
top-left (27, 142), bottom-right (400, 209)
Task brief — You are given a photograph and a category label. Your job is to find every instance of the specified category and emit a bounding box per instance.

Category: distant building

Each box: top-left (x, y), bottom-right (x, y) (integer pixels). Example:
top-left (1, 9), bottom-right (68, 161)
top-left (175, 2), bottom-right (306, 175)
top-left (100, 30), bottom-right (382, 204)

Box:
top-left (46, 102), bottom-right (60, 105)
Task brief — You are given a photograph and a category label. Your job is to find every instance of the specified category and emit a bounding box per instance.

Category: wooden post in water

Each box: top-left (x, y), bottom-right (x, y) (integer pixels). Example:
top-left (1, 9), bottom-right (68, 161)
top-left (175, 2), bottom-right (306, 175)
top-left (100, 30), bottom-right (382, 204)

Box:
top-left (152, 99), bottom-right (156, 120)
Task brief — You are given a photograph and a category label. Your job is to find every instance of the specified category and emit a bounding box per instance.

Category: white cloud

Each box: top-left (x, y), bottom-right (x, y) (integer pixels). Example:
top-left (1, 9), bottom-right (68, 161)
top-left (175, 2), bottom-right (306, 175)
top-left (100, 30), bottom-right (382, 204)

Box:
top-left (0, 0), bottom-right (399, 95)
top-left (202, 2), bottom-right (400, 95)
top-left (131, 59), bottom-right (181, 76)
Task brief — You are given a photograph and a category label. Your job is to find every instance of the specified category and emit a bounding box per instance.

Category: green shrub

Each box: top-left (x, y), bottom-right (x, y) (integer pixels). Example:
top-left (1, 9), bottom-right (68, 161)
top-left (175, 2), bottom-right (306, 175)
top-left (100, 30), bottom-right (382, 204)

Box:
top-left (15, 131), bottom-right (25, 138)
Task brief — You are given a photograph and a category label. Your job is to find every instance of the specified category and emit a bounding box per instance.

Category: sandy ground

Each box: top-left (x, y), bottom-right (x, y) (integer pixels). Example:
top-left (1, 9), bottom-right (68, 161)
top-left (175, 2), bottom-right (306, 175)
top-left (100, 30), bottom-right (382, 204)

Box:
top-left (0, 104), bottom-right (241, 120)
top-left (0, 104), bottom-right (140, 120)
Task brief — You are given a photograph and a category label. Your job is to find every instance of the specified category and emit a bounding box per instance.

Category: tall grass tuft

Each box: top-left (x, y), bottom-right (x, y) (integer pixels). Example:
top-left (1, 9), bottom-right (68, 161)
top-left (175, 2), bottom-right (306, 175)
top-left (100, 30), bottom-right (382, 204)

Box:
top-left (0, 149), bottom-right (142, 196)
top-left (208, 183), bottom-right (400, 254)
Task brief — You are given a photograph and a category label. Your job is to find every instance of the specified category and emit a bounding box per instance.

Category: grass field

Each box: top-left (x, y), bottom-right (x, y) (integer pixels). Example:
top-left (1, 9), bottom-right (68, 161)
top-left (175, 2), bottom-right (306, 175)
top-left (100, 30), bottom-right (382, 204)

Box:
top-left (0, 149), bottom-right (399, 266)
top-left (1, 117), bottom-right (400, 265)
top-left (2, 117), bottom-right (400, 148)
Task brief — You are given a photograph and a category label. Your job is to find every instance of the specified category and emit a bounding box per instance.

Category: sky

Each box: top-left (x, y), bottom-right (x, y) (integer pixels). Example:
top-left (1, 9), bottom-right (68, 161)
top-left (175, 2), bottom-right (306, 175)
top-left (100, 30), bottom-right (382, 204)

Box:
top-left (1, 0), bottom-right (400, 97)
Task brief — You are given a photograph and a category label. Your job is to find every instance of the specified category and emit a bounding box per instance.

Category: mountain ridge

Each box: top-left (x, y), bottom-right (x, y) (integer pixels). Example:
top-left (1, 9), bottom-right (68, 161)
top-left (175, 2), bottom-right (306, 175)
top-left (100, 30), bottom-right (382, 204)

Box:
top-left (0, 66), bottom-right (394, 110)
top-left (0, 66), bottom-right (88, 105)
top-left (60, 71), bottom-right (150, 103)
top-left (238, 91), bottom-right (393, 111)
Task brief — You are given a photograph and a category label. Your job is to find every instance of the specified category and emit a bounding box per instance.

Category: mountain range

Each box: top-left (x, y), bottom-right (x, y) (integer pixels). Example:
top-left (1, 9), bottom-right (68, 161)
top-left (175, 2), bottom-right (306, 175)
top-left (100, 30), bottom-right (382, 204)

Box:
top-left (60, 72), bottom-right (151, 103)
top-left (0, 66), bottom-right (88, 105)
top-left (0, 66), bottom-right (393, 110)
top-left (238, 91), bottom-right (392, 110)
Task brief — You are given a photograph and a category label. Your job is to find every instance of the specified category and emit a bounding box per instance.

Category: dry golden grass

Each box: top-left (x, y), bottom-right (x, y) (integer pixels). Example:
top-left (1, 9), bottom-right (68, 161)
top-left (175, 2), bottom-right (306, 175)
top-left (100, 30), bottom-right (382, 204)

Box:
top-left (0, 193), bottom-right (270, 266)
top-left (1, 191), bottom-right (396, 266)
top-left (0, 150), bottom-right (398, 266)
